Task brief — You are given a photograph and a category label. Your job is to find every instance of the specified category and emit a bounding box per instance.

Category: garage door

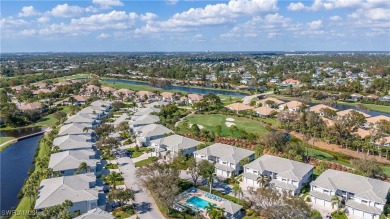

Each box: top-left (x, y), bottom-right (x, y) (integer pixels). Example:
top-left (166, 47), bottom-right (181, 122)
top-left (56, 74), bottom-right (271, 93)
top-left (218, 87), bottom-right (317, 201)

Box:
top-left (245, 177), bottom-right (256, 186)
top-left (363, 211), bottom-right (373, 219)
top-left (313, 197), bottom-right (325, 207)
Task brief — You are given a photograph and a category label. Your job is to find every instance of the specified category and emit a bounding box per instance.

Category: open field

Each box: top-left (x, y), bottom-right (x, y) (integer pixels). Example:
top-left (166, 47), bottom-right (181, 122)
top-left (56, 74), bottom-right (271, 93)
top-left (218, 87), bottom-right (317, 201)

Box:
top-left (180, 114), bottom-right (270, 137)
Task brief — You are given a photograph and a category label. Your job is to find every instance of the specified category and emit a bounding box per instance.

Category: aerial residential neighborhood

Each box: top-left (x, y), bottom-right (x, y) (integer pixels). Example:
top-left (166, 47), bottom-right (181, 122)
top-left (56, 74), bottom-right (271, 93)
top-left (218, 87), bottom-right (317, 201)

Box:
top-left (1, 0), bottom-right (390, 218)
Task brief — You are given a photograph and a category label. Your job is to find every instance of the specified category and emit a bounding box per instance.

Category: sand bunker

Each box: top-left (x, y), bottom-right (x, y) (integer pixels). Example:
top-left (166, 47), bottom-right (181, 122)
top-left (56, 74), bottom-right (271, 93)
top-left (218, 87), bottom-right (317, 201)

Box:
top-left (226, 118), bottom-right (235, 122)
top-left (189, 123), bottom-right (204, 129)
top-left (225, 122), bottom-right (236, 127)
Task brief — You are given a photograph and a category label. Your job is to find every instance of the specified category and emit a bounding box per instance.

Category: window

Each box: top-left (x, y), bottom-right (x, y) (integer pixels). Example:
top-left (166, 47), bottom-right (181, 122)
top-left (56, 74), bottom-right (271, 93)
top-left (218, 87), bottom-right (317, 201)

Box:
top-left (253, 171), bottom-right (258, 174)
top-left (323, 189), bottom-right (329, 193)
top-left (362, 200), bottom-right (368, 204)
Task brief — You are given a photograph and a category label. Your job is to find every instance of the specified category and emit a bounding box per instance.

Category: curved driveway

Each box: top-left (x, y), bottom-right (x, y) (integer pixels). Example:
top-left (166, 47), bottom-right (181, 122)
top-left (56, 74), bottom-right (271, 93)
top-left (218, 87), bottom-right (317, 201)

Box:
top-left (116, 157), bottom-right (165, 219)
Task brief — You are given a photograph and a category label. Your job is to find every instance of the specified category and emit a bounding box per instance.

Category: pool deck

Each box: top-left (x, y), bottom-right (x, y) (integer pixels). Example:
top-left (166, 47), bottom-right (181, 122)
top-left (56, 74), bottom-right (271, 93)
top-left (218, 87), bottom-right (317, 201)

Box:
top-left (180, 191), bottom-right (221, 206)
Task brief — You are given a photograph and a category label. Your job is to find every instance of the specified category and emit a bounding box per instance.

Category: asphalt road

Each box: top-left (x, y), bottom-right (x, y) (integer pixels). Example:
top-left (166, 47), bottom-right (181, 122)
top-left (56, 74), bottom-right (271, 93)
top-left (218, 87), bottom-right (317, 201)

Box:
top-left (116, 157), bottom-right (165, 219)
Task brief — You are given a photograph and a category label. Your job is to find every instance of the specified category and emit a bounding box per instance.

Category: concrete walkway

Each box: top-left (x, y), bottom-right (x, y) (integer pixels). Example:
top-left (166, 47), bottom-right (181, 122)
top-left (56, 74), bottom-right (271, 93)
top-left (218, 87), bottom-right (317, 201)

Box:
top-left (116, 157), bottom-right (164, 219)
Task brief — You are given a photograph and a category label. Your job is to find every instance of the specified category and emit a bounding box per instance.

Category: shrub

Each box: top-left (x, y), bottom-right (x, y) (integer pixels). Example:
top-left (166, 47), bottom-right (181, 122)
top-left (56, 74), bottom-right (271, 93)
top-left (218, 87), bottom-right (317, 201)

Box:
top-left (306, 196), bottom-right (311, 202)
top-left (311, 210), bottom-right (322, 219)
top-left (246, 209), bottom-right (255, 216)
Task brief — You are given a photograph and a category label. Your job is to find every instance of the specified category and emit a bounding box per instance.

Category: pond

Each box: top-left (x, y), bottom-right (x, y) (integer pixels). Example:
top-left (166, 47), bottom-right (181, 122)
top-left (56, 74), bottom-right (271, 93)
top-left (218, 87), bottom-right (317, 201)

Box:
top-left (103, 79), bottom-right (247, 97)
top-left (0, 135), bottom-right (42, 212)
top-left (0, 127), bottom-right (44, 138)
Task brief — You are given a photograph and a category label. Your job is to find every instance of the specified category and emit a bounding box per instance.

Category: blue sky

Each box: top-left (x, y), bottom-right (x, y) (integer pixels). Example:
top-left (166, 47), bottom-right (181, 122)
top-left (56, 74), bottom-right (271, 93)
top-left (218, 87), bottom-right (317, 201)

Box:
top-left (1, 0), bottom-right (389, 52)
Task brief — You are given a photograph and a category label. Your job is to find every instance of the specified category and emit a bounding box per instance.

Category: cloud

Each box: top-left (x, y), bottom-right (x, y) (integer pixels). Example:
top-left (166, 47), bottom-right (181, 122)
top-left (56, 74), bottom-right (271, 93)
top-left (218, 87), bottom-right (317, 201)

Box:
top-left (97, 33), bottom-right (110, 39)
top-left (92, 0), bottom-right (124, 9)
top-left (50, 4), bottom-right (84, 17)
top-left (193, 33), bottom-right (205, 41)
top-left (220, 13), bottom-right (296, 39)
top-left (20, 29), bottom-right (37, 36)
top-left (307, 20), bottom-right (322, 29)
top-left (37, 16), bottom-right (50, 23)
top-left (0, 17), bottom-right (28, 28)
top-left (287, 2), bottom-right (305, 11)
top-left (329, 15), bottom-right (342, 21)
top-left (86, 6), bottom-right (99, 13)
top-left (167, 0), bottom-right (179, 5)
top-left (140, 13), bottom-right (158, 21)
top-left (18, 6), bottom-right (39, 17)
top-left (294, 0), bottom-right (390, 11)
top-left (135, 0), bottom-right (278, 34)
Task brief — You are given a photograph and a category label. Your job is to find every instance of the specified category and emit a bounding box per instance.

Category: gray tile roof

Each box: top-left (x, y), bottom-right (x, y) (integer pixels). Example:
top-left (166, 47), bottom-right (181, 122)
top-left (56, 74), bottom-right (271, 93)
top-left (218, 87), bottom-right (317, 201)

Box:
top-left (48, 150), bottom-right (98, 172)
top-left (345, 199), bottom-right (383, 215)
top-left (195, 143), bottom-right (254, 163)
top-left (219, 200), bottom-right (242, 215)
top-left (74, 208), bottom-right (114, 219)
top-left (58, 123), bottom-right (93, 136)
top-left (35, 173), bottom-right (98, 210)
top-left (244, 155), bottom-right (313, 181)
top-left (134, 107), bottom-right (160, 117)
top-left (53, 134), bottom-right (94, 151)
top-left (132, 114), bottom-right (160, 126)
top-left (65, 114), bottom-right (96, 124)
top-left (151, 134), bottom-right (202, 151)
top-left (78, 106), bottom-right (105, 115)
top-left (135, 124), bottom-right (173, 138)
top-left (311, 169), bottom-right (390, 204)
top-left (90, 100), bottom-right (111, 108)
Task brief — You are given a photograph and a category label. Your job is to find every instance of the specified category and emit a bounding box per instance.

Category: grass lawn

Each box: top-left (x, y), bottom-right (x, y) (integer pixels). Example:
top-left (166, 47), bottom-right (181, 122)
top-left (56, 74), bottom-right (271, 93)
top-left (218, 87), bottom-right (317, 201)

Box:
top-left (337, 101), bottom-right (390, 113)
top-left (0, 137), bottom-right (15, 144)
top-left (128, 147), bottom-right (149, 158)
top-left (134, 157), bottom-right (156, 167)
top-left (219, 95), bottom-right (243, 105)
top-left (180, 114), bottom-right (270, 137)
top-left (38, 73), bottom-right (90, 83)
top-left (102, 81), bottom-right (163, 92)
top-left (34, 106), bottom-right (71, 127)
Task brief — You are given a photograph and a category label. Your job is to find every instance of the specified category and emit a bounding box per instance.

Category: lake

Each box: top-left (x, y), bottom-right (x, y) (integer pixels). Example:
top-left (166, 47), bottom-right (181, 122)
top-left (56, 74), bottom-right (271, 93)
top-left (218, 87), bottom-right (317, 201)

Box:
top-left (0, 127), bottom-right (44, 138)
top-left (103, 79), bottom-right (247, 96)
top-left (0, 135), bottom-right (42, 212)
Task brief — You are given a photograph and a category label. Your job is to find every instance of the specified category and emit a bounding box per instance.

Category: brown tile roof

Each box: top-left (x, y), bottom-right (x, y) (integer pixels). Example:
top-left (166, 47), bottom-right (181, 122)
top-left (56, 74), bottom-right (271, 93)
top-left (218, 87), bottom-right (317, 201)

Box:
top-left (18, 102), bottom-right (42, 111)
top-left (161, 92), bottom-right (174, 98)
top-left (366, 115), bottom-right (390, 124)
top-left (280, 100), bottom-right (303, 109)
top-left (336, 109), bottom-right (370, 118)
top-left (253, 106), bottom-right (276, 116)
top-left (116, 88), bottom-right (134, 95)
top-left (188, 94), bottom-right (203, 101)
top-left (257, 97), bottom-right (285, 105)
top-left (309, 104), bottom-right (338, 114)
top-left (101, 86), bottom-right (116, 92)
top-left (225, 103), bottom-right (254, 111)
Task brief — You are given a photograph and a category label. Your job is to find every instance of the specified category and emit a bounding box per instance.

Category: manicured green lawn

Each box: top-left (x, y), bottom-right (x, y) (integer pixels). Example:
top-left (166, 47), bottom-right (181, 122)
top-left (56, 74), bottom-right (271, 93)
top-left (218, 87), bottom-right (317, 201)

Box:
top-left (128, 147), bottom-right (149, 158)
top-left (0, 137), bottom-right (15, 144)
top-left (39, 73), bottom-right (90, 83)
top-left (219, 95), bottom-right (243, 105)
top-left (181, 114), bottom-right (270, 137)
top-left (134, 157), bottom-right (156, 167)
top-left (102, 81), bottom-right (162, 92)
top-left (34, 106), bottom-right (71, 127)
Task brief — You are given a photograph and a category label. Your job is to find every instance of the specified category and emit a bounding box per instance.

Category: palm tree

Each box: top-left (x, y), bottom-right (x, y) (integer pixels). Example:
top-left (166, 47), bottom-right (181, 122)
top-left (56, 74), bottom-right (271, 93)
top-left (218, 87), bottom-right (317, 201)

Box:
top-left (106, 172), bottom-right (122, 189)
top-left (68, 96), bottom-right (76, 105)
top-left (77, 162), bottom-right (88, 174)
top-left (205, 203), bottom-right (225, 219)
top-left (203, 165), bottom-right (216, 193)
top-left (83, 127), bottom-right (89, 133)
top-left (232, 183), bottom-right (243, 203)
top-left (22, 182), bottom-right (35, 208)
top-left (331, 195), bottom-right (341, 212)
top-left (52, 146), bottom-right (60, 153)
top-left (256, 174), bottom-right (271, 188)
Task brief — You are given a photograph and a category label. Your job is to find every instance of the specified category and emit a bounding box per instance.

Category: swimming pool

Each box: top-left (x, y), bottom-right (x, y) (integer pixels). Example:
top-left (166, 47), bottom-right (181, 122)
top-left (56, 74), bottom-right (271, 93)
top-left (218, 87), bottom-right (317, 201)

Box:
top-left (186, 196), bottom-right (211, 209)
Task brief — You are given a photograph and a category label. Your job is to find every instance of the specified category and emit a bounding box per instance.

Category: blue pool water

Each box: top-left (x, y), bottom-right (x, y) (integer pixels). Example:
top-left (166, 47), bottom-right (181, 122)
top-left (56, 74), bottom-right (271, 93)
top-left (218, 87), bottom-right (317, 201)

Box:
top-left (186, 196), bottom-right (211, 209)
